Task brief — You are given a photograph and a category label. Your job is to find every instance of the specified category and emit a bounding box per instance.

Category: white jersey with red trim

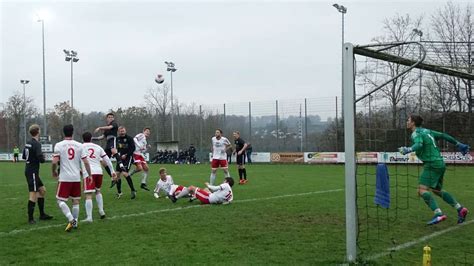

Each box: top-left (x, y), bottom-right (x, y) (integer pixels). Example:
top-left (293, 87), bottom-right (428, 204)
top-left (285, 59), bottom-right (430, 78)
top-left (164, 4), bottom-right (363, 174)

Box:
top-left (82, 142), bottom-right (107, 176)
top-left (53, 139), bottom-right (88, 182)
top-left (134, 133), bottom-right (147, 155)
top-left (208, 183), bottom-right (233, 204)
top-left (211, 136), bottom-right (230, 160)
top-left (154, 175), bottom-right (176, 195)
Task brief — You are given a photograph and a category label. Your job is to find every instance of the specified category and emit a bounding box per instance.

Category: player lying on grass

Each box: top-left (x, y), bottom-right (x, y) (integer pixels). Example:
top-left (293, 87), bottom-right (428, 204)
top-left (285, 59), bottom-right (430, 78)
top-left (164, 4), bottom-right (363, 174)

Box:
top-left (153, 168), bottom-right (191, 203)
top-left (398, 114), bottom-right (470, 225)
top-left (187, 177), bottom-right (234, 205)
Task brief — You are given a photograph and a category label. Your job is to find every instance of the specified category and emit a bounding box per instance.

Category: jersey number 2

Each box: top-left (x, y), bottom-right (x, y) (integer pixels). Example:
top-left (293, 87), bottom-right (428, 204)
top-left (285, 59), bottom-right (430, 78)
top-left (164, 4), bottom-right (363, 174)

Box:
top-left (88, 148), bottom-right (96, 158)
top-left (68, 148), bottom-right (75, 160)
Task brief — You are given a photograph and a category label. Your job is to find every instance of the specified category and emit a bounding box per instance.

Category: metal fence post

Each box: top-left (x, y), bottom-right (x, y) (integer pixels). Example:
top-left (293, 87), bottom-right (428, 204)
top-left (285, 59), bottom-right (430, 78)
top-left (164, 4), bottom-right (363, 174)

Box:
top-left (249, 101), bottom-right (252, 143)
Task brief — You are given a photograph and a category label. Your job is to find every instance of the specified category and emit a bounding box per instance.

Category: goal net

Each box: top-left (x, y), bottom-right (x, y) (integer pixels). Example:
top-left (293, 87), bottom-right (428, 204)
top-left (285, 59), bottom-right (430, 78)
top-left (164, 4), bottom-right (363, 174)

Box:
top-left (343, 41), bottom-right (474, 263)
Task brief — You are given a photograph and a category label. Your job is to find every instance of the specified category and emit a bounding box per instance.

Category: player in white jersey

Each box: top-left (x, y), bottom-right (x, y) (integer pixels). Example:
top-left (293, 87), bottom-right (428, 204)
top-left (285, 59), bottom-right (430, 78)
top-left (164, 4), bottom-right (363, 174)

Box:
top-left (188, 177), bottom-right (234, 205)
top-left (81, 132), bottom-right (116, 222)
top-left (210, 129), bottom-right (231, 185)
top-left (129, 127), bottom-right (151, 191)
top-left (153, 168), bottom-right (190, 203)
top-left (52, 125), bottom-right (92, 232)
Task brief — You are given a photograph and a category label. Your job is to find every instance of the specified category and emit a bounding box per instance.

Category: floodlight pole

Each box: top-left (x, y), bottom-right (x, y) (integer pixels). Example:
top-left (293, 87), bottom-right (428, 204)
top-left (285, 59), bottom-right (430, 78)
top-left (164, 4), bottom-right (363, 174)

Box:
top-left (64, 50), bottom-right (79, 125)
top-left (343, 43), bottom-right (357, 263)
top-left (333, 3), bottom-right (347, 119)
top-left (38, 18), bottom-right (47, 136)
top-left (165, 61), bottom-right (177, 141)
top-left (21, 80), bottom-right (30, 146)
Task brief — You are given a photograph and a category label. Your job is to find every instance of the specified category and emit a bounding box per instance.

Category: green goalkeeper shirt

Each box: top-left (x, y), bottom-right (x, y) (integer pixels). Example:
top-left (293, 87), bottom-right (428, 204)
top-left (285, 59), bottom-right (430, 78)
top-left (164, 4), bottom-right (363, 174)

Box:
top-left (410, 127), bottom-right (459, 167)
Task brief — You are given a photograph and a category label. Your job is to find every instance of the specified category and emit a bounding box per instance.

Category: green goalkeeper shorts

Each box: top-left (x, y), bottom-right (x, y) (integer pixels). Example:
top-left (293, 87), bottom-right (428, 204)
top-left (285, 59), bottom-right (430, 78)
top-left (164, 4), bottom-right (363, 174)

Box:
top-left (419, 164), bottom-right (445, 190)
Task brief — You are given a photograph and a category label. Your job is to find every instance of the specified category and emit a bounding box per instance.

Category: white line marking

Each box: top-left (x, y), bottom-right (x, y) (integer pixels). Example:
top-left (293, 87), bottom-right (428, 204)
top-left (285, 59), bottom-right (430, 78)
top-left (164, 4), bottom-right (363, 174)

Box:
top-left (368, 219), bottom-right (474, 261)
top-left (0, 188), bottom-right (343, 236)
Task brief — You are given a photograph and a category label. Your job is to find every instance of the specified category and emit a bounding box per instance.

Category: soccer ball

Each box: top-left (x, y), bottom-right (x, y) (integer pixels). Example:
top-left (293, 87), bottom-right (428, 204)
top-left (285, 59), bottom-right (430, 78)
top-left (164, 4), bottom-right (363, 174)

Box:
top-left (155, 74), bottom-right (165, 84)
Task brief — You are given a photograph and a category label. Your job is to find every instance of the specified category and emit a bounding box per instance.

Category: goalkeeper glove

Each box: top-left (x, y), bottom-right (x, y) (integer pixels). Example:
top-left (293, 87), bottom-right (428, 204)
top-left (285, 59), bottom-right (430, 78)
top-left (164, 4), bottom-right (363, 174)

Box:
top-left (398, 146), bottom-right (412, 155)
top-left (456, 142), bottom-right (470, 156)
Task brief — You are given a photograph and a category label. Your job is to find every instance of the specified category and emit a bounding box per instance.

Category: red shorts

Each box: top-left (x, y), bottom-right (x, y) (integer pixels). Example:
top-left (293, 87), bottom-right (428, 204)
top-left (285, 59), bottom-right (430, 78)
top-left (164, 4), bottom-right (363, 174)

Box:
top-left (133, 154), bottom-right (147, 165)
top-left (195, 188), bottom-right (210, 204)
top-left (173, 185), bottom-right (184, 196)
top-left (83, 174), bottom-right (103, 193)
top-left (56, 181), bottom-right (81, 201)
top-left (211, 159), bottom-right (228, 169)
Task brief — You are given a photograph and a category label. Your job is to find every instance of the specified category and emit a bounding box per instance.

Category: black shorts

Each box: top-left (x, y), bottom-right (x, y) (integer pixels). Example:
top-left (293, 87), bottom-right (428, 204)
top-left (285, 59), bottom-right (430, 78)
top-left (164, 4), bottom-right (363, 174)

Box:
top-left (14, 153), bottom-right (19, 159)
top-left (116, 156), bottom-right (134, 172)
top-left (105, 137), bottom-right (117, 157)
top-left (25, 172), bottom-right (44, 192)
top-left (236, 154), bottom-right (246, 165)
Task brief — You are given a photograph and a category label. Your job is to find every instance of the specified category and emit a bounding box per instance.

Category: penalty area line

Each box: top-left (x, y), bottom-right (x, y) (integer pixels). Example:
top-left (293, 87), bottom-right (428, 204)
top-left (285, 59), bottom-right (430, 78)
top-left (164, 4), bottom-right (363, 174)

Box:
top-left (0, 188), bottom-right (343, 236)
top-left (368, 219), bottom-right (474, 261)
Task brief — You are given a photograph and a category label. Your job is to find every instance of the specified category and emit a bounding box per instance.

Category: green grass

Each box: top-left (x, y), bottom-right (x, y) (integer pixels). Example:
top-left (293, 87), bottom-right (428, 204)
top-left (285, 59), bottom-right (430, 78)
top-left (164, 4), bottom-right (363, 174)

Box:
top-left (0, 162), bottom-right (472, 264)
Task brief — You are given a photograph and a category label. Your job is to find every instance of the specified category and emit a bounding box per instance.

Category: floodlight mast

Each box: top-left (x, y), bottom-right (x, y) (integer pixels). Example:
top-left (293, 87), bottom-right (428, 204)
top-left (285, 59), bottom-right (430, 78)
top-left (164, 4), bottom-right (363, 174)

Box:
top-left (64, 49), bottom-right (80, 124)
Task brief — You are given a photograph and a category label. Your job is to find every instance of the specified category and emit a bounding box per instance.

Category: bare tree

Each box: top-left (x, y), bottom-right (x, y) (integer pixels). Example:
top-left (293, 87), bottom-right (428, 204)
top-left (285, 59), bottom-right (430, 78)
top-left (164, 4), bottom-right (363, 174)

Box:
top-left (4, 92), bottom-right (38, 146)
top-left (145, 83), bottom-right (172, 141)
top-left (429, 2), bottom-right (473, 112)
top-left (360, 14), bottom-right (423, 128)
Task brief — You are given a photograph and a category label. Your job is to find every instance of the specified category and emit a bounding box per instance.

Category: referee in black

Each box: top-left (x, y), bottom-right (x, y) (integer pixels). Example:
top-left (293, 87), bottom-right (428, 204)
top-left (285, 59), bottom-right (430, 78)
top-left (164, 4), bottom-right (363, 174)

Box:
top-left (93, 112), bottom-right (122, 185)
top-left (232, 131), bottom-right (249, 185)
top-left (23, 124), bottom-right (53, 224)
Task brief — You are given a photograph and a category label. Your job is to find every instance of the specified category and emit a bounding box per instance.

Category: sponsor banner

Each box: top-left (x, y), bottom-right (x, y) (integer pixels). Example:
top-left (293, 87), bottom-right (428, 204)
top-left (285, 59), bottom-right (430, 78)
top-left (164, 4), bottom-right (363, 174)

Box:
top-left (271, 152), bottom-right (304, 163)
top-left (250, 152), bottom-right (271, 163)
top-left (378, 152), bottom-right (422, 164)
top-left (304, 152), bottom-right (340, 163)
top-left (356, 152), bottom-right (379, 163)
top-left (0, 153), bottom-right (13, 161)
top-left (441, 152), bottom-right (473, 164)
top-left (41, 144), bottom-right (53, 153)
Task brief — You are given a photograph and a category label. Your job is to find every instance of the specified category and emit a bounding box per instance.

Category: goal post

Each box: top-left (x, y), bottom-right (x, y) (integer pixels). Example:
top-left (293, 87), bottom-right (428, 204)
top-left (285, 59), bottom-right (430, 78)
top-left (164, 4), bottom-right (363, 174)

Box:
top-left (343, 41), bottom-right (474, 263)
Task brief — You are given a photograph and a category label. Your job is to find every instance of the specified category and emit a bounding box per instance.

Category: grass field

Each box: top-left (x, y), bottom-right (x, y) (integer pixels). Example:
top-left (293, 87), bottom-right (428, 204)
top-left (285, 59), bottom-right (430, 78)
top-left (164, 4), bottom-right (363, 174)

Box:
top-left (0, 162), bottom-right (472, 264)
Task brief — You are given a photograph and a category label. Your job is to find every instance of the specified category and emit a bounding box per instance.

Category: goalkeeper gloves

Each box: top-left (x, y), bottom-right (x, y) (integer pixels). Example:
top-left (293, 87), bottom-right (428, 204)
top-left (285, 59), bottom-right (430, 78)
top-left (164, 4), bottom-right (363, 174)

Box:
top-left (456, 142), bottom-right (470, 156)
top-left (398, 146), bottom-right (412, 155)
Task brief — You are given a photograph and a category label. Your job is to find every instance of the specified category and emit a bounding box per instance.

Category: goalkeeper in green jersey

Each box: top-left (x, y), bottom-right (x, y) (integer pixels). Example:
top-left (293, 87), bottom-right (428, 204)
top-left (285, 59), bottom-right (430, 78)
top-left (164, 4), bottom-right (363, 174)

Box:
top-left (399, 115), bottom-right (470, 225)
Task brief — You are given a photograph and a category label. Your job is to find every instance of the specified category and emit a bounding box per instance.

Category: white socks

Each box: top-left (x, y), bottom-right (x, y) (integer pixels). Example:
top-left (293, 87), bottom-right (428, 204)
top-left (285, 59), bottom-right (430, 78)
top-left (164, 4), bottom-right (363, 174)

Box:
top-left (96, 193), bottom-right (105, 215)
top-left (224, 170), bottom-right (230, 178)
top-left (210, 173), bottom-right (216, 185)
top-left (176, 187), bottom-right (190, 199)
top-left (58, 200), bottom-right (74, 222)
top-left (141, 171), bottom-right (148, 184)
top-left (72, 204), bottom-right (80, 220)
top-left (85, 199), bottom-right (93, 220)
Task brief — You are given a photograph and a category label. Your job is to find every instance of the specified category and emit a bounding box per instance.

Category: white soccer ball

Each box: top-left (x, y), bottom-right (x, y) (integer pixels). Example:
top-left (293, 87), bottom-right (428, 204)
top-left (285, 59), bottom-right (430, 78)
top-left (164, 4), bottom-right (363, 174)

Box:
top-left (155, 74), bottom-right (165, 84)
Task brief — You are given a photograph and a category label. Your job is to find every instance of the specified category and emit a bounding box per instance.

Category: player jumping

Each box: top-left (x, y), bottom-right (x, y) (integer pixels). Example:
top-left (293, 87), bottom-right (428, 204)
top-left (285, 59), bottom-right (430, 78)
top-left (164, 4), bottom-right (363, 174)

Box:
top-left (128, 127), bottom-right (151, 191)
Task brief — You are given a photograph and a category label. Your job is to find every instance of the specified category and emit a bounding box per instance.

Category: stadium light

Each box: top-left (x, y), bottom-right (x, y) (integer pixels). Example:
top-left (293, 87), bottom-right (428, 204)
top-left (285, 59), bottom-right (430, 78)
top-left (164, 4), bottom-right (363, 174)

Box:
top-left (333, 3), bottom-right (347, 121)
top-left (64, 49), bottom-right (79, 125)
top-left (165, 61), bottom-right (177, 141)
top-left (20, 80), bottom-right (30, 146)
top-left (412, 28), bottom-right (423, 112)
top-left (36, 12), bottom-right (48, 136)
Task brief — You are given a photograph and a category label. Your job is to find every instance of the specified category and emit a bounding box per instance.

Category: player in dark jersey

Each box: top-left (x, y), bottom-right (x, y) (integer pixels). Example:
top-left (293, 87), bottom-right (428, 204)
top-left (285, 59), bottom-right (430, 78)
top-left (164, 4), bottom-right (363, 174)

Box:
top-left (93, 112), bottom-right (121, 185)
top-left (23, 124), bottom-right (53, 224)
top-left (114, 126), bottom-right (137, 199)
top-left (232, 131), bottom-right (249, 185)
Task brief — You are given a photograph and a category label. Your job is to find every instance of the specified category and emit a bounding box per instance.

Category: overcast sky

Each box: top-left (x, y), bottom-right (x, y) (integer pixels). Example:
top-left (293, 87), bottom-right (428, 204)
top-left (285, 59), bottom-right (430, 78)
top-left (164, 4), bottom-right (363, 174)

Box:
top-left (0, 0), bottom-right (462, 114)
